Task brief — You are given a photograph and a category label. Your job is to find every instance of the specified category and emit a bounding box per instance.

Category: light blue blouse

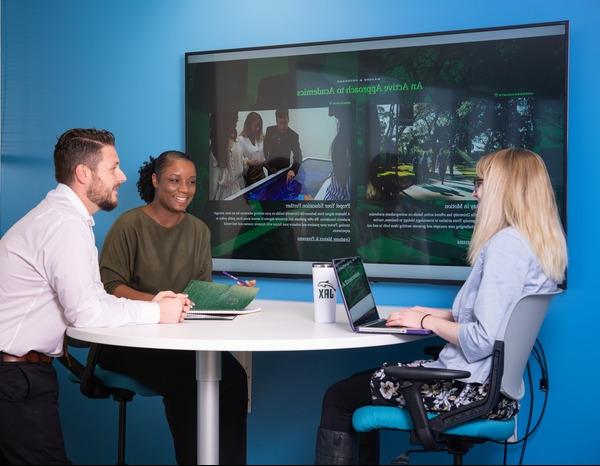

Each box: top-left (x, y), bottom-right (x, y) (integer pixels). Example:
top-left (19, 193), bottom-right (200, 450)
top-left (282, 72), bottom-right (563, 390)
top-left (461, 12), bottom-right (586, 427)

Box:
top-left (424, 227), bottom-right (558, 384)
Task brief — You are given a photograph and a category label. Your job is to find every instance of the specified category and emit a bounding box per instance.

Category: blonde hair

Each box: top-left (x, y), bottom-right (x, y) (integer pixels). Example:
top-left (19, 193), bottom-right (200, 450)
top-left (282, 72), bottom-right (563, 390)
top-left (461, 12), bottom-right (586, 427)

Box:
top-left (468, 148), bottom-right (567, 282)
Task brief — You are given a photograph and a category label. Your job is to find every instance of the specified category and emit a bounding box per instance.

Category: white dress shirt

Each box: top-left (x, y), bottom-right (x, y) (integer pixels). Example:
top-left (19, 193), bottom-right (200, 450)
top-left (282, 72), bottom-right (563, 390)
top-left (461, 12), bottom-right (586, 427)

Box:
top-left (0, 184), bottom-right (160, 357)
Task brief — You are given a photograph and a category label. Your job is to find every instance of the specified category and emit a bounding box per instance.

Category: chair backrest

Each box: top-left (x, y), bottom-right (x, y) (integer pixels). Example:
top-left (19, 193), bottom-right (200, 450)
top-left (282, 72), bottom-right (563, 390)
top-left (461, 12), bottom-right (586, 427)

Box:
top-left (497, 290), bottom-right (561, 400)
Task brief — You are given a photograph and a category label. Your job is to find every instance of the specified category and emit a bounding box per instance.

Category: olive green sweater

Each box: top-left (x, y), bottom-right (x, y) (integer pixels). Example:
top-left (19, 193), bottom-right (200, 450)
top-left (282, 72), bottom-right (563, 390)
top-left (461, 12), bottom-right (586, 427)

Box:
top-left (100, 207), bottom-right (212, 296)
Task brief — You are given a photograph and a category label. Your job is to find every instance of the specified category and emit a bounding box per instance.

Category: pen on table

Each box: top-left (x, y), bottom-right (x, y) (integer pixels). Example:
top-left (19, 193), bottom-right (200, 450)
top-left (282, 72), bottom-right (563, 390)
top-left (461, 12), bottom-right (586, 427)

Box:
top-left (222, 271), bottom-right (251, 287)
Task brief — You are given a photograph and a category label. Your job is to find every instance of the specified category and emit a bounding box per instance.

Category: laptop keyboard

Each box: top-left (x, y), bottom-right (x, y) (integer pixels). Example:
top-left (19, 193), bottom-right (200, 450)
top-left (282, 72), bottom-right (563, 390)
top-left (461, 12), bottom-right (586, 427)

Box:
top-left (364, 318), bottom-right (388, 328)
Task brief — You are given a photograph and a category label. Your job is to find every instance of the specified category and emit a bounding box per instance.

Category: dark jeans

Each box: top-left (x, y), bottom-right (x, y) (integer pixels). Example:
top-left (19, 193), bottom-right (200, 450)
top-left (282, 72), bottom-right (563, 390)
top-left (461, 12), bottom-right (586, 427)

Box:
top-left (0, 362), bottom-right (70, 465)
top-left (99, 347), bottom-right (247, 465)
top-left (319, 370), bottom-right (379, 464)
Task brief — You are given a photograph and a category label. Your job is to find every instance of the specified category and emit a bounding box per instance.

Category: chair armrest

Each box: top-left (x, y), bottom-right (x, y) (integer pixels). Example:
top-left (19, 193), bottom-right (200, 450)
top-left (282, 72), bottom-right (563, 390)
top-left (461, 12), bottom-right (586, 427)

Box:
top-left (385, 341), bottom-right (505, 450)
top-left (382, 365), bottom-right (470, 450)
top-left (428, 341), bottom-right (505, 433)
top-left (384, 366), bottom-right (471, 381)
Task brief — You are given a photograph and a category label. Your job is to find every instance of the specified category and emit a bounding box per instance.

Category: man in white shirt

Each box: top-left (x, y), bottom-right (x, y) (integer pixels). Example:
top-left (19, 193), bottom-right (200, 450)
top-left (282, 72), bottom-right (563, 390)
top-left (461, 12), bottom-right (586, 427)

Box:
top-left (0, 128), bottom-right (190, 464)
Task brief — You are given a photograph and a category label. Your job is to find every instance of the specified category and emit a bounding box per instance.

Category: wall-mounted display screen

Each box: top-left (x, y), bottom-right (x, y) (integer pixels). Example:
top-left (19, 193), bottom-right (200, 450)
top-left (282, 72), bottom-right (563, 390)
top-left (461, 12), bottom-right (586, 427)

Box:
top-left (185, 21), bottom-right (568, 282)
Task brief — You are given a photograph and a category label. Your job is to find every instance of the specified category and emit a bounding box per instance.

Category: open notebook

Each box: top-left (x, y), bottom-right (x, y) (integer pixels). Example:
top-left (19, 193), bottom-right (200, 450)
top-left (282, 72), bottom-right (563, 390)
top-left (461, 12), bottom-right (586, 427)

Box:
top-left (182, 280), bottom-right (260, 317)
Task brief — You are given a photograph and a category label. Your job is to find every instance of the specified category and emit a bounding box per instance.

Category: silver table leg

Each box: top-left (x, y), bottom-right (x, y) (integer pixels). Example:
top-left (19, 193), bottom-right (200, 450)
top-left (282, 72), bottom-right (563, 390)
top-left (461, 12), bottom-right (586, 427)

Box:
top-left (196, 351), bottom-right (221, 465)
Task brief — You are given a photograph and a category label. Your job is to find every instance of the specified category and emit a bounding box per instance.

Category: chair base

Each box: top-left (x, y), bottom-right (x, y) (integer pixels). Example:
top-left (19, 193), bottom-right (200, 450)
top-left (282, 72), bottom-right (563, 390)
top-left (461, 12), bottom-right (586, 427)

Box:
top-left (390, 445), bottom-right (467, 466)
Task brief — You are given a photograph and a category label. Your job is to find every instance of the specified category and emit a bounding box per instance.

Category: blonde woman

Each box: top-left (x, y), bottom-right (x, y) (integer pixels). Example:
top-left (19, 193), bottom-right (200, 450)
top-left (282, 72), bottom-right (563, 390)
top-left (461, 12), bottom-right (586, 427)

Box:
top-left (315, 148), bottom-right (567, 464)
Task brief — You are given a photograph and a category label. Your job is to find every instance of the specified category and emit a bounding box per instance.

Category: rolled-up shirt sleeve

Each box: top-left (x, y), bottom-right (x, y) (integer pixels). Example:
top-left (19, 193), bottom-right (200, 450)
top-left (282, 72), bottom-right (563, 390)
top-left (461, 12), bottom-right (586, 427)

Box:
top-left (43, 219), bottom-right (159, 327)
top-left (458, 232), bottom-right (529, 363)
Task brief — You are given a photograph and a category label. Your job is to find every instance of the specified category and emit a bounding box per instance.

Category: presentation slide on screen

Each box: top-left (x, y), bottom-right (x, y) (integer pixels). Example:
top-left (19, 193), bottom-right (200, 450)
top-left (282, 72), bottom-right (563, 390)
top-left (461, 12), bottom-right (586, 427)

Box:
top-left (186, 25), bottom-right (566, 277)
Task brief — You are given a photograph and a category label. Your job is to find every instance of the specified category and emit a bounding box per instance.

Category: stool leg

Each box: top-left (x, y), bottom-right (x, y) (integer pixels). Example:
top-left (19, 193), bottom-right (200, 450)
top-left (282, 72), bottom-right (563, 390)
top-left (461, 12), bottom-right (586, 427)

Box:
top-left (118, 400), bottom-right (127, 465)
top-left (453, 452), bottom-right (463, 465)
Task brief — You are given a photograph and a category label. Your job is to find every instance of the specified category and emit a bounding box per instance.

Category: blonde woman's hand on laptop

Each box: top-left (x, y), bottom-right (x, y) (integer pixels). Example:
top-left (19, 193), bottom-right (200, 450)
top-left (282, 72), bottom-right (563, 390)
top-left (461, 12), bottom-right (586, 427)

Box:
top-left (387, 305), bottom-right (453, 327)
top-left (385, 307), bottom-right (429, 328)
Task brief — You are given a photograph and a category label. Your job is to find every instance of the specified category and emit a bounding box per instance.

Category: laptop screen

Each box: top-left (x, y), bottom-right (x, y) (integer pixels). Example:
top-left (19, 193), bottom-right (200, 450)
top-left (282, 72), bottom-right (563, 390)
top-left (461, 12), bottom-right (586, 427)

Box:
top-left (332, 256), bottom-right (379, 327)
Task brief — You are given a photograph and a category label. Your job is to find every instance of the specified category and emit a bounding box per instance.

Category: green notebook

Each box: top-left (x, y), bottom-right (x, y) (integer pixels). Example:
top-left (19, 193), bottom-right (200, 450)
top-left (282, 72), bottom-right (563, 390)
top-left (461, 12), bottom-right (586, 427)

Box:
top-left (182, 280), bottom-right (259, 311)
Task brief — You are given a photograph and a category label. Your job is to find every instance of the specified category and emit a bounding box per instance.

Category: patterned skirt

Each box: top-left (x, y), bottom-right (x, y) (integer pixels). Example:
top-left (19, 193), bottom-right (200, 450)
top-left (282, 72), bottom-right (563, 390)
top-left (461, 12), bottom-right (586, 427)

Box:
top-left (370, 359), bottom-right (519, 420)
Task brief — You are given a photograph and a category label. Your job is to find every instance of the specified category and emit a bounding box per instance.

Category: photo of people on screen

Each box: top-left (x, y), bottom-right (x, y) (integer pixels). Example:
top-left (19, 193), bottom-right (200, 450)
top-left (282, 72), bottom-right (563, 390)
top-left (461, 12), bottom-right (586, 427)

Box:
top-left (209, 107), bottom-right (343, 202)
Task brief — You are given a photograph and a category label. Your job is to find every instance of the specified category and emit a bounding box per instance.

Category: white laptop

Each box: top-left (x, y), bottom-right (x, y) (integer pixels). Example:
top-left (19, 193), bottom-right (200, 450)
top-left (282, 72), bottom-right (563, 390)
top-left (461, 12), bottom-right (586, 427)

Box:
top-left (332, 256), bottom-right (432, 335)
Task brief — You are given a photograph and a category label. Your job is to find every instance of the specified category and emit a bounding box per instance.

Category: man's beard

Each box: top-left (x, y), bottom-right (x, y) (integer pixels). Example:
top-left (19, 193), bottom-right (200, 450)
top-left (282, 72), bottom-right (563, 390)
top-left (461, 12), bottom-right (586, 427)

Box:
top-left (87, 175), bottom-right (118, 211)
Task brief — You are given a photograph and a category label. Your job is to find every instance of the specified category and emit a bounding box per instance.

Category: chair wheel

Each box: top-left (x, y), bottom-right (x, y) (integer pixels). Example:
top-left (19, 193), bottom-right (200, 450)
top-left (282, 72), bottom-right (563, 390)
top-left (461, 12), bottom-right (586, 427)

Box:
top-left (391, 453), bottom-right (410, 465)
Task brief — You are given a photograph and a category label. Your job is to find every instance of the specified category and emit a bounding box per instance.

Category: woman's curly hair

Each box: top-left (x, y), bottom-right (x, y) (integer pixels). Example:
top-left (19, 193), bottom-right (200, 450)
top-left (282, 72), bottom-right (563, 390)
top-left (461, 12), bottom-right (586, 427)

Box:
top-left (136, 150), bottom-right (191, 203)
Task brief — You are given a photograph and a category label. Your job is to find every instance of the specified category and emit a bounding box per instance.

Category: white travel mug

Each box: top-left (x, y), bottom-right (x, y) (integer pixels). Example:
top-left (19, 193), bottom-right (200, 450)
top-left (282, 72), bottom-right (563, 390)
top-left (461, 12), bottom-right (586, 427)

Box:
top-left (312, 262), bottom-right (337, 323)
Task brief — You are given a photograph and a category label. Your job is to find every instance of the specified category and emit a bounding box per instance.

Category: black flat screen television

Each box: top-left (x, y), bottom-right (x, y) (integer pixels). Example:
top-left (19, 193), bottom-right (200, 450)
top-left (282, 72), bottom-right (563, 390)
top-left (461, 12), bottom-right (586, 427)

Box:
top-left (185, 21), bottom-right (568, 282)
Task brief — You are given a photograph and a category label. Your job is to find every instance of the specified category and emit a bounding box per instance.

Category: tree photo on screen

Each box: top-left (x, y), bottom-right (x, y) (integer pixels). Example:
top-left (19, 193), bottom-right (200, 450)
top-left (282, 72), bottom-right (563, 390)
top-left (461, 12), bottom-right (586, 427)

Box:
top-left (185, 22), bottom-right (567, 282)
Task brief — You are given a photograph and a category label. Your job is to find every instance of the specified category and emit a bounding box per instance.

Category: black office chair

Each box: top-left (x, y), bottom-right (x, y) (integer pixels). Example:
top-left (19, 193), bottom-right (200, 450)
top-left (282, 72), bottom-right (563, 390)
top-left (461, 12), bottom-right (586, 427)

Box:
top-left (58, 338), bottom-right (159, 465)
top-left (352, 291), bottom-right (560, 465)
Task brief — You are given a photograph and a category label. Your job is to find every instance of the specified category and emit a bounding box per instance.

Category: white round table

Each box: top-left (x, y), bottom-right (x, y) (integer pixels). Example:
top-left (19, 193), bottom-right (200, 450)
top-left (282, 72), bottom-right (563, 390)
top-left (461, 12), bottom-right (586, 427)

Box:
top-left (67, 299), bottom-right (427, 464)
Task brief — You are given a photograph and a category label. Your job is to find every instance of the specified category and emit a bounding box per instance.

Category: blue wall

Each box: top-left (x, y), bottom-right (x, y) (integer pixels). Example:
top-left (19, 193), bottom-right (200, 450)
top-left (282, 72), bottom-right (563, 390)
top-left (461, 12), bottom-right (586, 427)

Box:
top-left (1, 0), bottom-right (599, 463)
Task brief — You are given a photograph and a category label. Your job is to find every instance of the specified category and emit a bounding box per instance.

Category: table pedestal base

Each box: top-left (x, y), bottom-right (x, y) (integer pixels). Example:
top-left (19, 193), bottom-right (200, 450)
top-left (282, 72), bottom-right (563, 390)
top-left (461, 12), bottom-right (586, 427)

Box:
top-left (196, 351), bottom-right (221, 465)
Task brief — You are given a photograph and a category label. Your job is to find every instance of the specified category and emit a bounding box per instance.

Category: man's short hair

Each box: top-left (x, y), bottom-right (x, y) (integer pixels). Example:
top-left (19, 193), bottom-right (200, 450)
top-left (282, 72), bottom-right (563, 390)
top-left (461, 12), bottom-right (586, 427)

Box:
top-left (275, 108), bottom-right (289, 120)
top-left (54, 128), bottom-right (115, 184)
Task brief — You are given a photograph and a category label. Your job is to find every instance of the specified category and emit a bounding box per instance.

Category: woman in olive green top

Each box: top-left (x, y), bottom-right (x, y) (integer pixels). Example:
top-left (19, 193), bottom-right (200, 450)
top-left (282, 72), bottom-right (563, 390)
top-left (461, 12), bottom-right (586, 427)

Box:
top-left (99, 151), bottom-right (248, 465)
